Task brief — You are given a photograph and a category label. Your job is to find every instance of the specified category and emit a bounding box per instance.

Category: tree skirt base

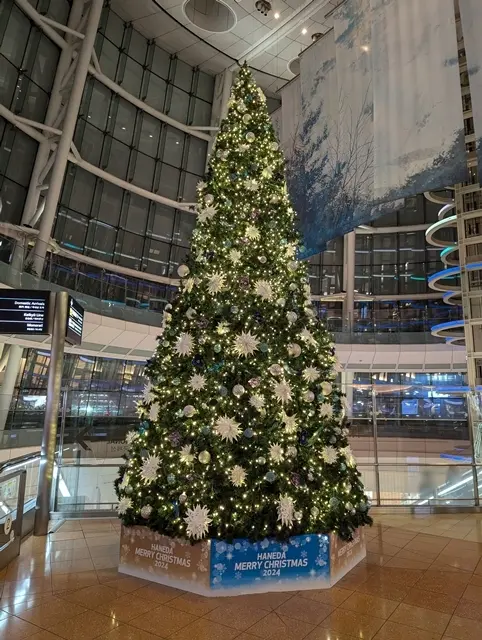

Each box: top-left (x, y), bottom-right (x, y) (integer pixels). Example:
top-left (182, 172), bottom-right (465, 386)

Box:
top-left (119, 525), bottom-right (366, 596)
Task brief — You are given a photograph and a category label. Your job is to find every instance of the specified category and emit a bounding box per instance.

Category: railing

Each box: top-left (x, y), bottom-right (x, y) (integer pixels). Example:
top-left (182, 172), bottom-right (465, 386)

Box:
top-left (0, 452), bottom-right (40, 569)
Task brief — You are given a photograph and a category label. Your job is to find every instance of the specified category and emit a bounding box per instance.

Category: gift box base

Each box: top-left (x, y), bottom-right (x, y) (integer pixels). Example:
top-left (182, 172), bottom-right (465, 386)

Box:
top-left (119, 525), bottom-right (366, 596)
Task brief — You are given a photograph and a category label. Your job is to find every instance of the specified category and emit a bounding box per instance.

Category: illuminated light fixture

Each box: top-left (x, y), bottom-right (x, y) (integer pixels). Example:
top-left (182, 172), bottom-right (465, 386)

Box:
top-left (302, 27), bottom-right (307, 35)
top-left (274, 11), bottom-right (280, 18)
top-left (361, 44), bottom-right (369, 52)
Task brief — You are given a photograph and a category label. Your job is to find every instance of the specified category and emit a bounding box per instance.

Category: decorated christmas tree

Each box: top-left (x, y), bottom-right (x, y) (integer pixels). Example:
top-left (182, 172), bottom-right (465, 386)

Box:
top-left (116, 64), bottom-right (372, 543)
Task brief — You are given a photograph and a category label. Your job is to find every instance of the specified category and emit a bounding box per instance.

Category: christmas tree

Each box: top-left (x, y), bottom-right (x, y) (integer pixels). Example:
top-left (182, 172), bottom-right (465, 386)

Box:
top-left (116, 64), bottom-right (372, 542)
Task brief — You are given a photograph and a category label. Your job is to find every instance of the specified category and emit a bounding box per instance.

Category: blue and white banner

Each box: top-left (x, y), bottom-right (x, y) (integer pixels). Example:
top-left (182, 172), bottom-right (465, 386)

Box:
top-left (371, 0), bottom-right (467, 200)
top-left (460, 0), bottom-right (482, 172)
top-left (281, 0), bottom-right (466, 257)
top-left (210, 535), bottom-right (330, 590)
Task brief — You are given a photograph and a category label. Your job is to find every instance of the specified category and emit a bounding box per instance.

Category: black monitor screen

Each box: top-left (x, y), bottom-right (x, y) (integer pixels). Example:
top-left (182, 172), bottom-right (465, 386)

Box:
top-left (0, 290), bottom-right (50, 335)
top-left (65, 296), bottom-right (84, 345)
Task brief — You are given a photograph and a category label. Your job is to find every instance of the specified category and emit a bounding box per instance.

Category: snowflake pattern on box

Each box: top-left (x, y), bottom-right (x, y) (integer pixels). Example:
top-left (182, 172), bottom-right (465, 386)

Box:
top-left (209, 534), bottom-right (329, 589)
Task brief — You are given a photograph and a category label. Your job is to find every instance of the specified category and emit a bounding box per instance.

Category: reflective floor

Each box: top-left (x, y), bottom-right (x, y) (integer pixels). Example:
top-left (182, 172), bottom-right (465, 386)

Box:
top-left (1, 514), bottom-right (482, 639)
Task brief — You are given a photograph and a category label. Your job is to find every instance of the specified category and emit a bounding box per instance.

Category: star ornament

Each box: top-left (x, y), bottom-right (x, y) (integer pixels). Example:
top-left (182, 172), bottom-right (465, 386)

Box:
top-left (198, 205), bottom-right (217, 223)
top-left (319, 404), bottom-right (334, 418)
top-left (277, 494), bottom-right (295, 527)
top-left (214, 415), bottom-right (242, 442)
top-left (140, 454), bottom-right (160, 484)
top-left (230, 465), bottom-right (247, 487)
top-left (303, 366), bottom-right (320, 383)
top-left (125, 430), bottom-right (138, 445)
top-left (246, 225), bottom-right (260, 240)
top-left (244, 178), bottom-right (259, 191)
top-left (229, 249), bottom-right (241, 264)
top-left (208, 272), bottom-right (225, 294)
top-left (189, 373), bottom-right (206, 391)
top-left (254, 279), bottom-right (273, 301)
top-left (300, 327), bottom-right (317, 346)
top-left (281, 411), bottom-right (298, 434)
top-left (184, 504), bottom-right (212, 540)
top-left (117, 497), bottom-right (132, 515)
top-left (234, 331), bottom-right (260, 357)
top-left (180, 444), bottom-right (195, 465)
top-left (175, 332), bottom-right (194, 356)
top-left (273, 379), bottom-right (292, 404)
top-left (322, 446), bottom-right (338, 465)
top-left (270, 443), bottom-right (284, 463)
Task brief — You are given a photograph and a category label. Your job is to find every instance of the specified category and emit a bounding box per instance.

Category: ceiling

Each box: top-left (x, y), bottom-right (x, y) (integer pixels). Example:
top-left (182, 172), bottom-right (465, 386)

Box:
top-left (110, 0), bottom-right (341, 94)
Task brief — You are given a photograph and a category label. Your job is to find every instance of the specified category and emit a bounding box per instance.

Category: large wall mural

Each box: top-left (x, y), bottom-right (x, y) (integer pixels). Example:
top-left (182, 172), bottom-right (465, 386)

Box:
top-left (280, 0), bottom-right (467, 258)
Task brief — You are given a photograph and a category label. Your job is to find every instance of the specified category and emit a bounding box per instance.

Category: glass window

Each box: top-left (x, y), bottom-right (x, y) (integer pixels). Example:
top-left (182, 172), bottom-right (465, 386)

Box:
top-left (145, 73), bottom-right (167, 112)
top-left (18, 79), bottom-right (49, 121)
top-left (132, 152), bottom-right (155, 191)
top-left (105, 138), bottom-right (130, 180)
top-left (112, 98), bottom-right (136, 145)
top-left (0, 56), bottom-right (19, 110)
top-left (121, 55), bottom-right (143, 98)
top-left (30, 35), bottom-right (59, 92)
top-left (186, 137), bottom-right (207, 175)
top-left (174, 209), bottom-right (195, 247)
top-left (196, 71), bottom-right (214, 102)
top-left (76, 121), bottom-right (104, 165)
top-left (115, 230), bottom-right (144, 269)
top-left (162, 126), bottom-right (184, 167)
top-left (98, 37), bottom-right (119, 81)
top-left (181, 171), bottom-right (198, 203)
top-left (355, 234), bottom-right (371, 265)
top-left (86, 219), bottom-right (116, 261)
top-left (174, 59), bottom-right (192, 92)
top-left (54, 208), bottom-right (89, 252)
top-left (138, 113), bottom-right (161, 157)
top-left (158, 164), bottom-right (180, 200)
top-left (167, 86), bottom-right (189, 123)
top-left (0, 178), bottom-right (26, 224)
top-left (96, 180), bottom-right (123, 227)
top-left (105, 10), bottom-right (124, 47)
top-left (152, 46), bottom-right (170, 79)
top-left (192, 98), bottom-right (211, 126)
top-left (145, 237), bottom-right (171, 275)
top-left (5, 130), bottom-right (37, 186)
top-left (1, 6), bottom-right (30, 67)
top-left (86, 81), bottom-right (111, 130)
top-left (128, 29), bottom-right (147, 65)
top-left (68, 166), bottom-right (96, 216)
top-left (125, 194), bottom-right (149, 235)
top-left (150, 203), bottom-right (174, 240)
top-left (46, 0), bottom-right (70, 25)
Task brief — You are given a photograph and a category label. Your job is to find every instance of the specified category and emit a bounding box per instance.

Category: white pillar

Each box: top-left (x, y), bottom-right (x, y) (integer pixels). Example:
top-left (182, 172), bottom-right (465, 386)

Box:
top-left (343, 231), bottom-right (356, 332)
top-left (0, 345), bottom-right (23, 431)
top-left (341, 370), bottom-right (354, 418)
top-left (206, 69), bottom-right (232, 171)
top-left (31, 0), bottom-right (103, 274)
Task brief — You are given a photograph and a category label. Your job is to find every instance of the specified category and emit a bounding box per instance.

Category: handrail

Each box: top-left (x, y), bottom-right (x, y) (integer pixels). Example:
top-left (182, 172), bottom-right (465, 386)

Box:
top-left (0, 452), bottom-right (41, 475)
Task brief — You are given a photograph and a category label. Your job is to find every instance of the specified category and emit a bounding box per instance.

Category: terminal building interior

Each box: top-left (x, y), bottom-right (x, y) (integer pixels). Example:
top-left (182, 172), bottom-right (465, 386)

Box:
top-left (1, 0), bottom-right (482, 638)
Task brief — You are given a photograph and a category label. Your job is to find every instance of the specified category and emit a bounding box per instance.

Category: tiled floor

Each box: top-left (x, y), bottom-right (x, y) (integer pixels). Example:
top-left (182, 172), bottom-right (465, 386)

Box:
top-left (1, 514), bottom-right (482, 639)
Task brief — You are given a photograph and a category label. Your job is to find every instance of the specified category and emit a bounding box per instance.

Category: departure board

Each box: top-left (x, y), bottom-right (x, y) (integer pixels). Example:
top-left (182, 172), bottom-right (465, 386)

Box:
top-left (0, 290), bottom-right (50, 335)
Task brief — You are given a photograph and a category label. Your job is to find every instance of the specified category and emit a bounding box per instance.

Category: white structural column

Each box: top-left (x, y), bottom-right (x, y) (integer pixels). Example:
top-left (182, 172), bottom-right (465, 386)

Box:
top-left (343, 231), bottom-right (356, 332)
top-left (0, 345), bottom-right (23, 431)
top-left (206, 69), bottom-right (232, 171)
top-left (341, 371), bottom-right (354, 419)
top-left (30, 0), bottom-right (103, 274)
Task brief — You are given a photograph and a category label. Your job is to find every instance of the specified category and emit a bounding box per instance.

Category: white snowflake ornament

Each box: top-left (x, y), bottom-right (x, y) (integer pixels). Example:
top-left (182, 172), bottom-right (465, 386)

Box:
top-left (175, 332), bottom-right (194, 356)
top-left (234, 331), bottom-right (260, 357)
top-left (198, 205), bottom-right (217, 223)
top-left (208, 273), bottom-right (225, 294)
top-left (125, 430), bottom-right (138, 446)
top-left (246, 225), bottom-right (260, 240)
top-left (229, 249), bottom-right (242, 264)
top-left (270, 443), bottom-right (284, 463)
top-left (319, 404), bottom-right (334, 419)
top-left (273, 380), bottom-right (292, 404)
top-left (184, 504), bottom-right (212, 540)
top-left (140, 454), bottom-right (160, 484)
top-left (300, 327), bottom-right (316, 346)
top-left (149, 402), bottom-right (159, 422)
top-left (180, 444), bottom-right (195, 465)
top-left (254, 280), bottom-right (273, 301)
top-left (244, 178), bottom-right (259, 192)
top-left (281, 411), bottom-right (298, 434)
top-left (189, 374), bottom-right (206, 391)
top-left (322, 446), bottom-right (338, 464)
top-left (214, 415), bottom-right (241, 442)
top-left (277, 494), bottom-right (295, 527)
top-left (249, 394), bottom-right (265, 411)
top-left (117, 497), bottom-right (132, 515)
top-left (303, 366), bottom-right (320, 383)
top-left (230, 465), bottom-right (247, 487)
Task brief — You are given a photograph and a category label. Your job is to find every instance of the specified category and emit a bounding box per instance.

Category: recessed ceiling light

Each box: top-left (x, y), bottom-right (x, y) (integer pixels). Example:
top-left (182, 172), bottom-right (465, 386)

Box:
top-left (302, 28), bottom-right (307, 35)
top-left (361, 45), bottom-right (369, 52)
top-left (274, 11), bottom-right (280, 18)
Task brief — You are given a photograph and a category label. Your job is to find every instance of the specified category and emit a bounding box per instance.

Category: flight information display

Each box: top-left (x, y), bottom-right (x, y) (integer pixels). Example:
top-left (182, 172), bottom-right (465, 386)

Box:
top-left (65, 296), bottom-right (84, 345)
top-left (0, 290), bottom-right (50, 335)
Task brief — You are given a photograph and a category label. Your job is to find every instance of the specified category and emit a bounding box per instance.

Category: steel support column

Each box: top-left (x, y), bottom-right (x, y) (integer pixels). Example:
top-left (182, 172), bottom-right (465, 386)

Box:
top-left (343, 231), bottom-right (355, 332)
top-left (31, 0), bottom-right (103, 275)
